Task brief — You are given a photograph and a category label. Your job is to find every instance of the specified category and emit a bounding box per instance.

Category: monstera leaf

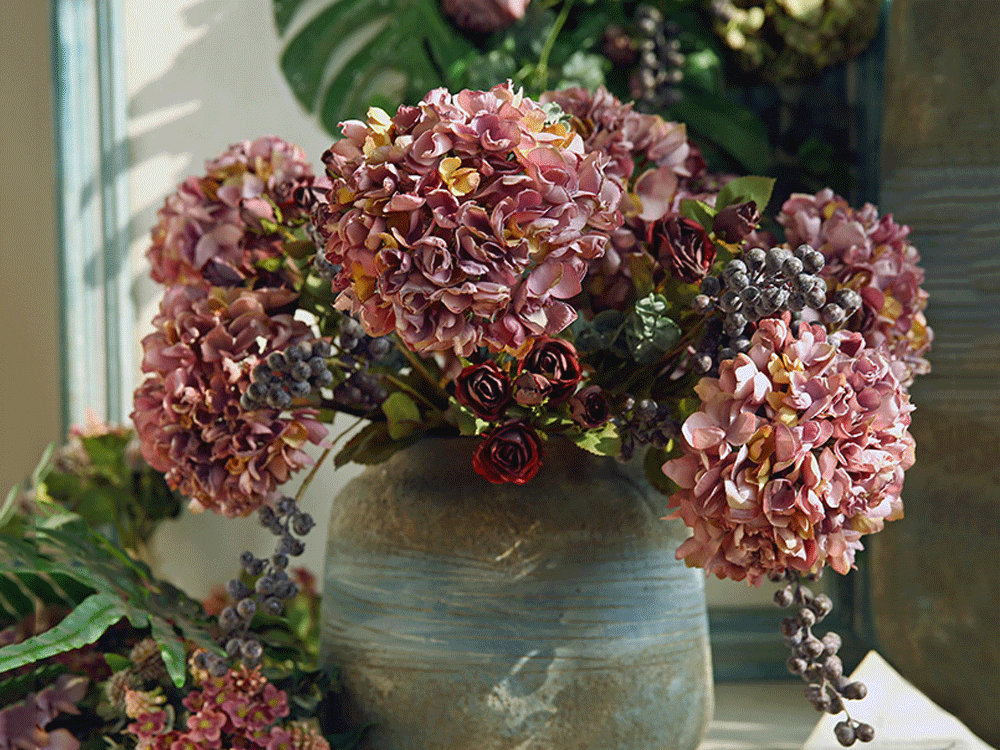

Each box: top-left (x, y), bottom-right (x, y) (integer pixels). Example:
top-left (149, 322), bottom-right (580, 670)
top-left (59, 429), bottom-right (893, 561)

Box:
top-left (274, 0), bottom-right (474, 134)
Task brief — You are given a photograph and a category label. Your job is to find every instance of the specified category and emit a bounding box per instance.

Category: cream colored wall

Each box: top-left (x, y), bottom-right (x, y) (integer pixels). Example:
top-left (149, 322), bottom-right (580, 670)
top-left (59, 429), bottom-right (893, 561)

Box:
top-left (0, 1), bottom-right (62, 494)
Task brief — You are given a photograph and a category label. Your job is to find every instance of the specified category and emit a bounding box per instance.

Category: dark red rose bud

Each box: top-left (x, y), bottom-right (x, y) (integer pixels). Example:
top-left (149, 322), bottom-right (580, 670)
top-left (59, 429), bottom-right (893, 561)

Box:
top-left (519, 337), bottom-right (582, 403)
top-left (713, 200), bottom-right (761, 243)
top-left (455, 361), bottom-right (512, 421)
top-left (650, 216), bottom-right (716, 284)
top-left (513, 372), bottom-right (552, 407)
top-left (569, 385), bottom-right (610, 428)
top-left (472, 421), bottom-right (544, 485)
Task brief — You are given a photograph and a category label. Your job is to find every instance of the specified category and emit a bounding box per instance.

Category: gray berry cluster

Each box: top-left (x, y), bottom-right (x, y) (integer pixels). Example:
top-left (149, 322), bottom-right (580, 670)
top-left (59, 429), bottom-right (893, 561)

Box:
top-left (333, 316), bottom-right (392, 411)
top-left (213, 496), bottom-right (315, 670)
top-left (613, 397), bottom-right (680, 461)
top-left (633, 6), bottom-right (684, 109)
top-left (690, 244), bottom-right (862, 374)
top-left (774, 572), bottom-right (874, 746)
top-left (241, 340), bottom-right (334, 411)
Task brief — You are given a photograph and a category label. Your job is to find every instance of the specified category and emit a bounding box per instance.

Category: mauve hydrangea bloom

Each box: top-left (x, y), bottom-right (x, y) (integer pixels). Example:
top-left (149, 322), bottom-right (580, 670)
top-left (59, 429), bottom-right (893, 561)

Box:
top-left (542, 87), bottom-right (719, 308)
top-left (147, 136), bottom-right (316, 287)
top-left (132, 286), bottom-right (327, 517)
top-left (440, 0), bottom-right (530, 33)
top-left (663, 318), bottom-right (915, 585)
top-left (319, 83), bottom-right (624, 356)
top-left (777, 188), bottom-right (932, 382)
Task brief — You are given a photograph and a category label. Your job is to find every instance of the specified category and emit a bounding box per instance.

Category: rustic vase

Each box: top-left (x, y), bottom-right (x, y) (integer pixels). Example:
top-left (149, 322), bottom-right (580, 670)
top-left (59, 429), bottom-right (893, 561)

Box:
top-left (320, 437), bottom-right (713, 750)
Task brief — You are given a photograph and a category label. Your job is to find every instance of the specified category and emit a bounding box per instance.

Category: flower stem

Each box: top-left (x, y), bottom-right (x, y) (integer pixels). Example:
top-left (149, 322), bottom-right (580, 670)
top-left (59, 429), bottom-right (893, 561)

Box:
top-left (294, 416), bottom-right (363, 501)
top-left (393, 337), bottom-right (451, 405)
top-left (533, 0), bottom-right (575, 90)
top-left (382, 374), bottom-right (439, 411)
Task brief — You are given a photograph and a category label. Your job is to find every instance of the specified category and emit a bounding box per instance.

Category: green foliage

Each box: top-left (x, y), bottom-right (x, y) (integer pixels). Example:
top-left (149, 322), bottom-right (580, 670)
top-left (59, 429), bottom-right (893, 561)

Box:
top-left (625, 293), bottom-right (681, 365)
top-left (713, 175), bottom-right (777, 214)
top-left (31, 429), bottom-right (182, 553)
top-left (276, 0), bottom-right (474, 133)
top-left (679, 199), bottom-right (717, 232)
top-left (0, 593), bottom-right (140, 675)
top-left (568, 422), bottom-right (622, 457)
top-left (0, 508), bottom-right (218, 687)
top-left (381, 392), bottom-right (423, 441)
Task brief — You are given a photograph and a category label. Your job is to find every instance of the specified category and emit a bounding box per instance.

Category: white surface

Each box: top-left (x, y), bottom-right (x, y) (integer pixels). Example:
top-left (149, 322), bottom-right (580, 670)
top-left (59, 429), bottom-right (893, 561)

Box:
top-left (804, 652), bottom-right (995, 750)
top-left (702, 681), bottom-right (817, 750)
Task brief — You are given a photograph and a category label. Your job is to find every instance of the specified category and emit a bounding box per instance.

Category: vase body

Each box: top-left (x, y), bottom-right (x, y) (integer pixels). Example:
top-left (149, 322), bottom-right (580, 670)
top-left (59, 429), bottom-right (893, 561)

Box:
top-left (321, 437), bottom-right (712, 750)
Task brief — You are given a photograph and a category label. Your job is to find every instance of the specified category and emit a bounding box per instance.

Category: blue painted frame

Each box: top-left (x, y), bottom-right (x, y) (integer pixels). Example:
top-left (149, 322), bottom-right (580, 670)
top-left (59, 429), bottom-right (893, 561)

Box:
top-left (50, 0), bottom-right (132, 430)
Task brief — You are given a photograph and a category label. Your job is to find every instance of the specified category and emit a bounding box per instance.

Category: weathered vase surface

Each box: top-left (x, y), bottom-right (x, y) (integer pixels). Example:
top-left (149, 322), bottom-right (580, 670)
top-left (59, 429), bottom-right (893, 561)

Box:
top-left (321, 438), bottom-right (713, 750)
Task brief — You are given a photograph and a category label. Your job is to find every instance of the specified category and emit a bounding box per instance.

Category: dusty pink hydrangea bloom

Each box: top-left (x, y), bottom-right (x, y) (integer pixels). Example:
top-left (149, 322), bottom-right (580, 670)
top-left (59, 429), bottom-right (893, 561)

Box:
top-left (319, 83), bottom-right (624, 356)
top-left (663, 318), bottom-right (915, 585)
top-left (440, 0), bottom-right (530, 33)
top-left (132, 286), bottom-right (327, 517)
top-left (542, 87), bottom-right (722, 309)
top-left (147, 136), bottom-right (316, 287)
top-left (778, 188), bottom-right (932, 382)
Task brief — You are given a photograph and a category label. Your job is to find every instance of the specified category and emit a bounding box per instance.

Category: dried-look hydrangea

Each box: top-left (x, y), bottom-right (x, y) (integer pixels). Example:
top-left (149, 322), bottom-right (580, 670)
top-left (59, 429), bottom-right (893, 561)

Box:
top-left (542, 87), bottom-right (721, 308)
top-left (132, 286), bottom-right (327, 517)
top-left (147, 136), bottom-right (316, 287)
top-left (440, 0), bottom-right (530, 33)
top-left (778, 189), bottom-right (932, 382)
top-left (319, 83), bottom-right (624, 356)
top-left (664, 318), bottom-right (915, 585)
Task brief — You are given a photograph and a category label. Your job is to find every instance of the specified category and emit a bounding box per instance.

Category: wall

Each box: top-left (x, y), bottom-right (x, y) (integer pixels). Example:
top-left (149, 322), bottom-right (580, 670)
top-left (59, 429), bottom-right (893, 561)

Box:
top-left (0, 1), bottom-right (62, 494)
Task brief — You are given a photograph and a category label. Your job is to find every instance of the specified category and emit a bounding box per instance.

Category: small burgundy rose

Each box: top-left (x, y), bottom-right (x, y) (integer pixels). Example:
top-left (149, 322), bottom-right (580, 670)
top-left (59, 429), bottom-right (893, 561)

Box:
top-left (455, 361), bottom-right (512, 421)
top-left (519, 337), bottom-right (582, 403)
top-left (513, 372), bottom-right (552, 406)
top-left (569, 385), bottom-right (610, 428)
top-left (713, 200), bottom-right (761, 243)
top-left (650, 216), bottom-right (716, 284)
top-left (472, 421), bottom-right (544, 485)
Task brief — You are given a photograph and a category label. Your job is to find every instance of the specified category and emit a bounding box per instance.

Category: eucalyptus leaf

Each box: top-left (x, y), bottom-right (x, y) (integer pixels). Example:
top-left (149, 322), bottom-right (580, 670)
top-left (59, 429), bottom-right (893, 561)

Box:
top-left (625, 294), bottom-right (681, 364)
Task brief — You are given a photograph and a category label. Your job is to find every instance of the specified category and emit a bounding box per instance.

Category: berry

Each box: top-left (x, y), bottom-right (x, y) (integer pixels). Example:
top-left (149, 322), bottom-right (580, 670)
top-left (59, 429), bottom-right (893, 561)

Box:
top-left (822, 303), bottom-right (846, 327)
top-left (700, 276), bottom-right (721, 296)
top-left (834, 721), bottom-right (857, 746)
top-left (236, 598), bottom-right (257, 619)
top-left (744, 247), bottom-right (766, 269)
top-left (842, 681), bottom-right (867, 700)
top-left (835, 288), bottom-right (862, 312)
top-left (855, 723), bottom-right (875, 743)
top-left (692, 294), bottom-right (713, 313)
top-left (264, 597), bottom-right (284, 616)
top-left (774, 587), bottom-right (794, 607)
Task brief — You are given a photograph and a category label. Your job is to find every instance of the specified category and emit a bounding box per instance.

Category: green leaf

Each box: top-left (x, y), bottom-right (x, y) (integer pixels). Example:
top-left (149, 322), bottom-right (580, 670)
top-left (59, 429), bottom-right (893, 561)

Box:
top-left (276, 0), bottom-right (474, 135)
top-left (0, 575), bottom-right (34, 621)
top-left (103, 653), bottom-right (131, 672)
top-left (381, 392), bottom-right (423, 441)
top-left (625, 294), bottom-right (681, 364)
top-left (0, 485), bottom-right (19, 530)
top-left (0, 593), bottom-right (136, 674)
top-left (149, 615), bottom-right (189, 687)
top-left (568, 423), bottom-right (622, 457)
top-left (669, 91), bottom-right (774, 174)
top-left (448, 402), bottom-right (490, 437)
top-left (31, 443), bottom-right (55, 487)
top-left (679, 199), bottom-right (717, 232)
top-left (575, 310), bottom-right (627, 353)
top-left (714, 175), bottom-right (777, 214)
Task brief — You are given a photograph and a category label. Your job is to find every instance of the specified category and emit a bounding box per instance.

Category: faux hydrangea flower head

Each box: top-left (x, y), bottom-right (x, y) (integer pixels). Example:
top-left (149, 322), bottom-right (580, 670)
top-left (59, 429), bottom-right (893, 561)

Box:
top-left (663, 318), bottom-right (915, 586)
top-left (132, 285), bottom-right (327, 517)
top-left (318, 83), bottom-right (625, 356)
top-left (778, 188), bottom-right (933, 382)
top-left (147, 136), bottom-right (317, 288)
top-left (542, 87), bottom-right (721, 309)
